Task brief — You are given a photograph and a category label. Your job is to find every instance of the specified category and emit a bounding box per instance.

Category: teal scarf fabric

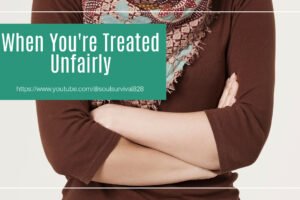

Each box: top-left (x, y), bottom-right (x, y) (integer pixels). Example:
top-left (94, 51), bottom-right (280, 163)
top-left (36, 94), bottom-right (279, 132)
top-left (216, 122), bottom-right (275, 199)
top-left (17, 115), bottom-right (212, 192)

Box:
top-left (83, 0), bottom-right (214, 110)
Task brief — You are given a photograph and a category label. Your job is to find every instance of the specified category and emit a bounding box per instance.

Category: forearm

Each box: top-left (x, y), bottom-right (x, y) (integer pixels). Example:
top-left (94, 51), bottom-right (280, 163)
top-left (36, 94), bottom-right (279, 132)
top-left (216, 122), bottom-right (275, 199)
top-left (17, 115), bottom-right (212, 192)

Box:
top-left (92, 137), bottom-right (217, 186)
top-left (93, 105), bottom-right (219, 170)
top-left (92, 75), bottom-right (239, 171)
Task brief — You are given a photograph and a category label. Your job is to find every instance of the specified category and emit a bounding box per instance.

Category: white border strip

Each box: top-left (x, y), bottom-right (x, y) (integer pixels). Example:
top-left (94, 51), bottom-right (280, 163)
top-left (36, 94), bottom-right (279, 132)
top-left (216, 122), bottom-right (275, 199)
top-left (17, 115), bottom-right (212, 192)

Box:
top-left (1, 187), bottom-right (300, 190)
top-left (0, 10), bottom-right (300, 13)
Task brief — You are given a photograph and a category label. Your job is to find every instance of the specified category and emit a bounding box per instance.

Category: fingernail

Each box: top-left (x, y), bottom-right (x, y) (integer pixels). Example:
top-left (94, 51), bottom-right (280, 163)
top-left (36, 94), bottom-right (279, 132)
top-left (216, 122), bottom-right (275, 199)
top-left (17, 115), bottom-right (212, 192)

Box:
top-left (232, 73), bottom-right (237, 79)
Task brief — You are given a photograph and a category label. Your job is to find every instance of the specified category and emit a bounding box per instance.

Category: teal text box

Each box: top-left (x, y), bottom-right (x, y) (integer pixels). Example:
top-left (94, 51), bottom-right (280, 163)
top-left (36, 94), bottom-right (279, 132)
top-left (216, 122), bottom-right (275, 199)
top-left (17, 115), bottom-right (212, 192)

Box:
top-left (0, 24), bottom-right (166, 100)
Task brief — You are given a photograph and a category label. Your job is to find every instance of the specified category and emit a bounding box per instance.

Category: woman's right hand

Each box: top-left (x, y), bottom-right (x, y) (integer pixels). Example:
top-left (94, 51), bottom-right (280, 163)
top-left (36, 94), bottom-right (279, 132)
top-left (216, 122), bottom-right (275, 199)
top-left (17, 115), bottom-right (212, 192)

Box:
top-left (218, 73), bottom-right (239, 108)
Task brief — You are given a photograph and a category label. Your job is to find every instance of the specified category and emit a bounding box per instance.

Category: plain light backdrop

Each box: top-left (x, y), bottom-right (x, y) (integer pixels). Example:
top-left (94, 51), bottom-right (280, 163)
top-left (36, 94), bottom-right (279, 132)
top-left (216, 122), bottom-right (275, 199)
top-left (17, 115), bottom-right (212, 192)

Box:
top-left (0, 0), bottom-right (300, 199)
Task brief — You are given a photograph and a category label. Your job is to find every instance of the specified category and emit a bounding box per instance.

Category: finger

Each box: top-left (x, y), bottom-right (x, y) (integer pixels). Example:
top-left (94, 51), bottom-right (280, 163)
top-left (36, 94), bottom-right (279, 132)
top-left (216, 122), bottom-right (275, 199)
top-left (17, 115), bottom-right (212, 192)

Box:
top-left (224, 80), bottom-right (239, 107)
top-left (229, 97), bottom-right (236, 107)
top-left (222, 73), bottom-right (238, 107)
top-left (218, 77), bottom-right (232, 108)
top-left (230, 81), bottom-right (239, 106)
top-left (224, 81), bottom-right (238, 106)
top-left (218, 74), bottom-right (235, 108)
top-left (230, 80), bottom-right (239, 99)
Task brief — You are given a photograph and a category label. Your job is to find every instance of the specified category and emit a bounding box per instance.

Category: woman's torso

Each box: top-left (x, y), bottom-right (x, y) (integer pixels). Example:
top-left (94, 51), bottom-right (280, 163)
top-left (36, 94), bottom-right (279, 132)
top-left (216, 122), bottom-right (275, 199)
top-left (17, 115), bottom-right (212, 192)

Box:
top-left (63, 1), bottom-right (240, 199)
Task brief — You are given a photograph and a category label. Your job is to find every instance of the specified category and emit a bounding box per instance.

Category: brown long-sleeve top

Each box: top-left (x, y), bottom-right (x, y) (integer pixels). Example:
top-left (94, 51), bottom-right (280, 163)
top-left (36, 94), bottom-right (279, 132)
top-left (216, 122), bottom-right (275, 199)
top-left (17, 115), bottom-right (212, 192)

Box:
top-left (33, 0), bottom-right (275, 199)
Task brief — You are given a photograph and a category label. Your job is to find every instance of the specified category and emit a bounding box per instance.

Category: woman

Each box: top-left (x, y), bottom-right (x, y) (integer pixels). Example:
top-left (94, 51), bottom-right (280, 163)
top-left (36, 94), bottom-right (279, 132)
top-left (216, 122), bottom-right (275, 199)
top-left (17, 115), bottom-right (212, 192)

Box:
top-left (33, 0), bottom-right (275, 199)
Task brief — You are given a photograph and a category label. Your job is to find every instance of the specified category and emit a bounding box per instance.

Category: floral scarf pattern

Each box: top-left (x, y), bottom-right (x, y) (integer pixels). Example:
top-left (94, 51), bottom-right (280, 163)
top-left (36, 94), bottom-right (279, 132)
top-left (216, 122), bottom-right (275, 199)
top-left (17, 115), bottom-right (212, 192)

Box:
top-left (82, 0), bottom-right (214, 110)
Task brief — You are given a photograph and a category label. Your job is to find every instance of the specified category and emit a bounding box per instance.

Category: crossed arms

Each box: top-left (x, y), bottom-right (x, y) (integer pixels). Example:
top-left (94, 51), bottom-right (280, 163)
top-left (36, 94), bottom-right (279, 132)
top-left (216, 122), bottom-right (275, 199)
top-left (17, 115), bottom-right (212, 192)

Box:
top-left (91, 74), bottom-right (239, 186)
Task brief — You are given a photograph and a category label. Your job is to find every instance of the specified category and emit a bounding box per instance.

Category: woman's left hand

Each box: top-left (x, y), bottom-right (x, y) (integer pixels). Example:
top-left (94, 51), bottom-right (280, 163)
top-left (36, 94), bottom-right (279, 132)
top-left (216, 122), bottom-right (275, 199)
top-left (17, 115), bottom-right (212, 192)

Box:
top-left (91, 73), bottom-right (239, 129)
top-left (218, 73), bottom-right (239, 108)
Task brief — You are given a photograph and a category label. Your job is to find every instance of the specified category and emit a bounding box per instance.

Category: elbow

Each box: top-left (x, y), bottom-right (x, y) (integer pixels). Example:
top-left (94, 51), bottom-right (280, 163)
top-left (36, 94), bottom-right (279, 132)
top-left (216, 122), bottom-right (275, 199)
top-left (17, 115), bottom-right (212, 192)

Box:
top-left (229, 104), bottom-right (271, 170)
top-left (231, 127), bottom-right (268, 171)
top-left (39, 126), bottom-right (79, 177)
top-left (243, 131), bottom-right (267, 167)
top-left (206, 102), bottom-right (273, 172)
top-left (242, 147), bottom-right (262, 168)
top-left (42, 139), bottom-right (72, 176)
top-left (49, 159), bottom-right (68, 176)
top-left (242, 115), bottom-right (271, 168)
top-left (46, 148), bottom-right (72, 176)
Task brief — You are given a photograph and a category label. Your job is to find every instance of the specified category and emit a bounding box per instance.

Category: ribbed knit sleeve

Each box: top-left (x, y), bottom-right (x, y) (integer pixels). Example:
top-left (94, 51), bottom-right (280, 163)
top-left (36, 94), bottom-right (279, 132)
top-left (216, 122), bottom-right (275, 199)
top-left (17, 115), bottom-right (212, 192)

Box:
top-left (205, 0), bottom-right (275, 173)
top-left (32, 0), bottom-right (121, 184)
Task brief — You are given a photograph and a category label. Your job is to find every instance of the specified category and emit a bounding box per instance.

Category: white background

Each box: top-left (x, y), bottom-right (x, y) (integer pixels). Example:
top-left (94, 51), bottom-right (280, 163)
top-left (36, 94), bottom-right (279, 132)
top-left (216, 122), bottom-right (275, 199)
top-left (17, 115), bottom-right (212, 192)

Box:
top-left (1, 0), bottom-right (300, 199)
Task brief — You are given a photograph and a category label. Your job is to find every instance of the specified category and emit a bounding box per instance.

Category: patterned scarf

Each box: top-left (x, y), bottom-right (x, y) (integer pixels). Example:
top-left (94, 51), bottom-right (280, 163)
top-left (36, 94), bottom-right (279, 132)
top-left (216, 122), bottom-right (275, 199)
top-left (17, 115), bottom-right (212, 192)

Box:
top-left (82, 0), bottom-right (214, 110)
